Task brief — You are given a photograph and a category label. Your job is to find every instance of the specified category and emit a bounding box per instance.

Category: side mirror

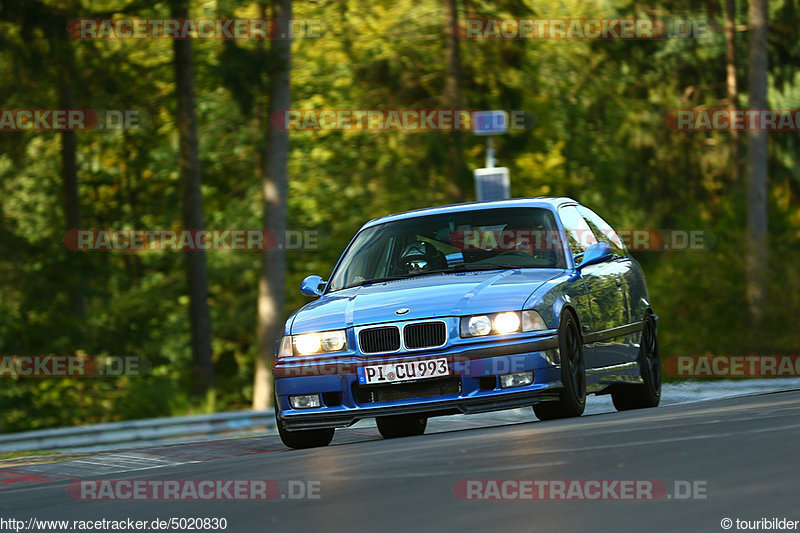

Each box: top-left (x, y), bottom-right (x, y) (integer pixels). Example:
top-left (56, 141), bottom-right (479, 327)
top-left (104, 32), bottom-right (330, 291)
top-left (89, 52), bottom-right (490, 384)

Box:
top-left (300, 275), bottom-right (326, 297)
top-left (577, 242), bottom-right (614, 269)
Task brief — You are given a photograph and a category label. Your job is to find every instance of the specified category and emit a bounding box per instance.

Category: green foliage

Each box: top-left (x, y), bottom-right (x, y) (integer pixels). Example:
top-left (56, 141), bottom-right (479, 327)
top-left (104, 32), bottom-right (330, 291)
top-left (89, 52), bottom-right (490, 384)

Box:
top-left (0, 0), bottom-right (798, 432)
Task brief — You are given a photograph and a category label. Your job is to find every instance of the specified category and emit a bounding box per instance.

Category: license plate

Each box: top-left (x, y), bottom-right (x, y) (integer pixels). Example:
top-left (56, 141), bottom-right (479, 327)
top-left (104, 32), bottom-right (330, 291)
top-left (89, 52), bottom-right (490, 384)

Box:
top-left (357, 358), bottom-right (449, 385)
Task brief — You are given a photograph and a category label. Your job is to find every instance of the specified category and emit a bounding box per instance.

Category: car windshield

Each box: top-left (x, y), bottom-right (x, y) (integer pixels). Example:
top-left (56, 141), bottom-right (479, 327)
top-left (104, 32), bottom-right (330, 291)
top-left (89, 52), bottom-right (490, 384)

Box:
top-left (327, 207), bottom-right (566, 292)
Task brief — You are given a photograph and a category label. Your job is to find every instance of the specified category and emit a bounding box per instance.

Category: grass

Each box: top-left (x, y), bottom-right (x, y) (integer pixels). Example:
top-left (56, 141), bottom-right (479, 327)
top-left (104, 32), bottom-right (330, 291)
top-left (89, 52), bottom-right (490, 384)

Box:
top-left (0, 450), bottom-right (57, 461)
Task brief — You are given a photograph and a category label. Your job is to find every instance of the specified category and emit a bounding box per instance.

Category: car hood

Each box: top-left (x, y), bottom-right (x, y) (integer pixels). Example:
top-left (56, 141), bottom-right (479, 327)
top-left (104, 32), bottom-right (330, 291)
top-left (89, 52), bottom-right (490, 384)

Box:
top-left (289, 269), bottom-right (563, 333)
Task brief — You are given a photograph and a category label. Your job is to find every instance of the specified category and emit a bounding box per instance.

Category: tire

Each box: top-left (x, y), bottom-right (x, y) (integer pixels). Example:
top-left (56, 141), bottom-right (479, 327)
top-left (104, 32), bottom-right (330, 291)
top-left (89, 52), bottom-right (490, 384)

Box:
top-left (274, 395), bottom-right (334, 449)
top-left (611, 314), bottom-right (661, 411)
top-left (376, 414), bottom-right (427, 438)
top-left (533, 311), bottom-right (586, 421)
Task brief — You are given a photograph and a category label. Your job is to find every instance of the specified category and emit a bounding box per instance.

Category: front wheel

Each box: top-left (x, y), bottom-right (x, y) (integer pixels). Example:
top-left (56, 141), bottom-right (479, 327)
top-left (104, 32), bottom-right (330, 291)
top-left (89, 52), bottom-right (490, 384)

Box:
top-left (611, 314), bottom-right (661, 411)
top-left (275, 395), bottom-right (334, 449)
top-left (376, 414), bottom-right (427, 438)
top-left (533, 311), bottom-right (586, 421)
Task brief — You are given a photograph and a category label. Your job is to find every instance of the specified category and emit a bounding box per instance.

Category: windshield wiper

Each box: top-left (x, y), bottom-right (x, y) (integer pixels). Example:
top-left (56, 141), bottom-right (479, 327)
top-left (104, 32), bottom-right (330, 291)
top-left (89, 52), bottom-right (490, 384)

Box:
top-left (450, 264), bottom-right (514, 272)
top-left (347, 276), bottom-right (406, 288)
top-left (347, 271), bottom-right (445, 288)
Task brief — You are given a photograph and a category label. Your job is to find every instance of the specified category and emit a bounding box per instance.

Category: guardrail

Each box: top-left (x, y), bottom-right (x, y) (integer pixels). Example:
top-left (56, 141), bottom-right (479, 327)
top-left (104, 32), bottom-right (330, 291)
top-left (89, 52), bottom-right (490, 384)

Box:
top-left (0, 410), bottom-right (276, 452)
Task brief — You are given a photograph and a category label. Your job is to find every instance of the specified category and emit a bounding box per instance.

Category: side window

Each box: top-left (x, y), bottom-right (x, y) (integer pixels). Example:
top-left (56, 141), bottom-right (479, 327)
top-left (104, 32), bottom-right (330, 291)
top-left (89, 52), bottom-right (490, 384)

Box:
top-left (558, 205), bottom-right (598, 265)
top-left (577, 206), bottom-right (627, 256)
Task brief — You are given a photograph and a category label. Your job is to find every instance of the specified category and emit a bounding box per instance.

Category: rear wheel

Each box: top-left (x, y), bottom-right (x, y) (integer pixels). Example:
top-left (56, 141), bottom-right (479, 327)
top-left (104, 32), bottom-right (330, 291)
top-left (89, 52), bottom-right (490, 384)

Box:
top-left (611, 314), bottom-right (661, 411)
top-left (533, 311), bottom-right (586, 421)
top-left (274, 395), bottom-right (334, 449)
top-left (376, 414), bottom-right (427, 438)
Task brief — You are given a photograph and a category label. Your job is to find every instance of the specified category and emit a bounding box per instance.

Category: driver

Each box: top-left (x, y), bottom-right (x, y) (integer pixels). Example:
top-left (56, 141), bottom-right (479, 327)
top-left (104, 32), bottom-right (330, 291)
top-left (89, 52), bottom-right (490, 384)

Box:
top-left (399, 241), bottom-right (444, 274)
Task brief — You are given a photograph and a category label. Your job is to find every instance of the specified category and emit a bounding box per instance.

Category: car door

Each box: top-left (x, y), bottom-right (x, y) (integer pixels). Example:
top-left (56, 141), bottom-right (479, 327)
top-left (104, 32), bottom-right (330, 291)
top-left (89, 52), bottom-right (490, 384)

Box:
top-left (577, 205), bottom-right (638, 365)
top-left (557, 204), bottom-right (615, 369)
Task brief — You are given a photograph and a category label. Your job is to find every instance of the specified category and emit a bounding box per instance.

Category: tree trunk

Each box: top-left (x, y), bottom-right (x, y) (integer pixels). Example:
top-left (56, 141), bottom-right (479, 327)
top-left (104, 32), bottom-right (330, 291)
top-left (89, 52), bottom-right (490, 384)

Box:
top-left (171, 0), bottom-right (214, 397)
top-left (52, 1), bottom-right (86, 326)
top-left (59, 77), bottom-right (86, 322)
top-left (746, 0), bottom-right (768, 345)
top-left (444, 0), bottom-right (468, 200)
top-left (253, 0), bottom-right (292, 410)
top-left (724, 0), bottom-right (740, 182)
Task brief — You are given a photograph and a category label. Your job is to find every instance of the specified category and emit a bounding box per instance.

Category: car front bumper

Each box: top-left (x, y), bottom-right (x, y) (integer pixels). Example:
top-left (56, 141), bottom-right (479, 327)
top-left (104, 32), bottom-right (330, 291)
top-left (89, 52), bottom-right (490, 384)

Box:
top-left (274, 332), bottom-right (563, 430)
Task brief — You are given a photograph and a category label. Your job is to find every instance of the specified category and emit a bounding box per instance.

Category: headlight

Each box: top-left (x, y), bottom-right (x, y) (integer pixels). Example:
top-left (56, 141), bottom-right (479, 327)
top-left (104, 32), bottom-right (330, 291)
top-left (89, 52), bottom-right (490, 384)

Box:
top-left (294, 333), bottom-right (322, 355)
top-left (460, 310), bottom-right (547, 338)
top-left (466, 315), bottom-right (492, 336)
top-left (278, 330), bottom-right (348, 357)
top-left (494, 312), bottom-right (521, 334)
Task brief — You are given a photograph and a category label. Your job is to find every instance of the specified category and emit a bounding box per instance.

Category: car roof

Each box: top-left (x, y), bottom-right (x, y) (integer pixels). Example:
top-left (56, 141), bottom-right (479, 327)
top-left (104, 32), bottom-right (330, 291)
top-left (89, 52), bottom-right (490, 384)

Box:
top-left (360, 197), bottom-right (577, 230)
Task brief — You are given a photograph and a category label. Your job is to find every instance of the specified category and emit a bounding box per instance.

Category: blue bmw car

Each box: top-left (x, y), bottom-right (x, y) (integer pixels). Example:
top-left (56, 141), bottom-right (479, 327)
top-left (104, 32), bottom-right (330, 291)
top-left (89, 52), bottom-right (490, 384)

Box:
top-left (273, 197), bottom-right (660, 448)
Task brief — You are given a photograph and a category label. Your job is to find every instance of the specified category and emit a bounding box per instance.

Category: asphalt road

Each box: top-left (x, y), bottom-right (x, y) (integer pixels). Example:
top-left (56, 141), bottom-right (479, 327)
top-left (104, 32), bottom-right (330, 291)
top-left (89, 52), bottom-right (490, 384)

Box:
top-left (2, 390), bottom-right (799, 533)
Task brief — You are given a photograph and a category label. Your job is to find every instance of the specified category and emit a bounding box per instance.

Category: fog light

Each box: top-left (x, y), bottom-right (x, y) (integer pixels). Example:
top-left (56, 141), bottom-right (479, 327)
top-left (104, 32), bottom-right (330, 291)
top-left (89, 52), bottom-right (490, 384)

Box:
top-left (290, 394), bottom-right (321, 409)
top-left (499, 371), bottom-right (534, 389)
